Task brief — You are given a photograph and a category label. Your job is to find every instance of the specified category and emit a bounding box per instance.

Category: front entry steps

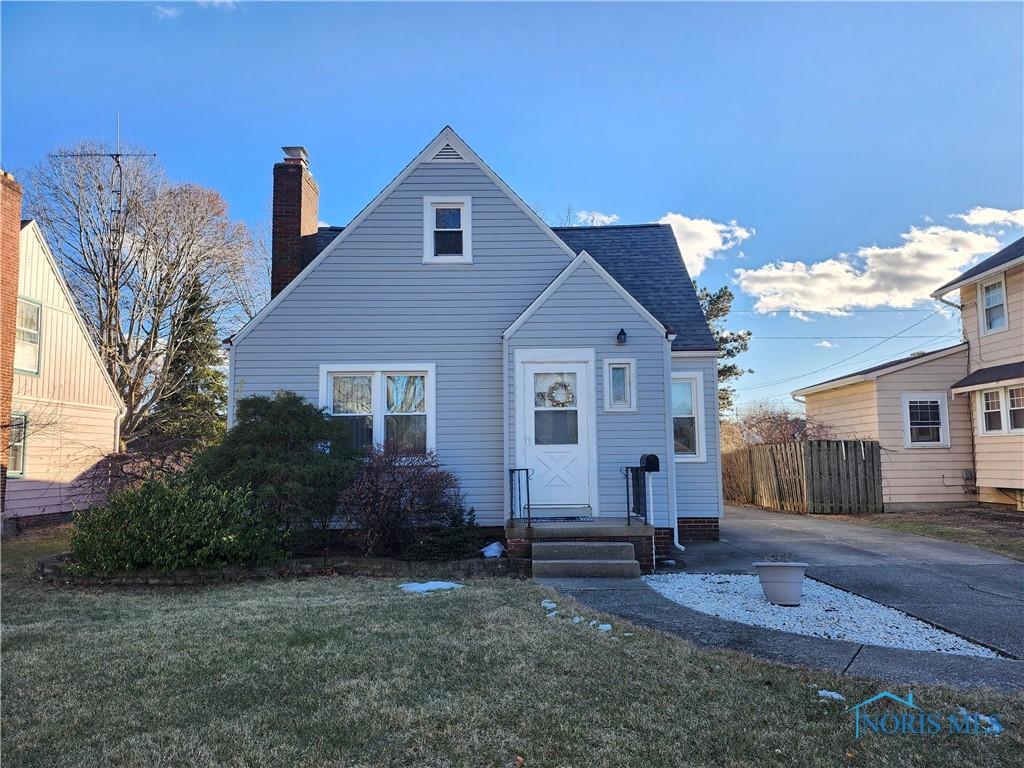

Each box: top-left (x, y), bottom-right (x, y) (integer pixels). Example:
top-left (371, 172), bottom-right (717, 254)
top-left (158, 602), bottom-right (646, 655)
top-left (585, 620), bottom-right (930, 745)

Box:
top-left (531, 541), bottom-right (642, 579)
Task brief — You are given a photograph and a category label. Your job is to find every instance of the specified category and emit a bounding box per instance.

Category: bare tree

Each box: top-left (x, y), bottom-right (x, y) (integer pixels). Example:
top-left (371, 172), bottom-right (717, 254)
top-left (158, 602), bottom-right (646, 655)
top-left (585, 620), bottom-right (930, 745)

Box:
top-left (727, 400), bottom-right (835, 446)
top-left (25, 142), bottom-right (252, 442)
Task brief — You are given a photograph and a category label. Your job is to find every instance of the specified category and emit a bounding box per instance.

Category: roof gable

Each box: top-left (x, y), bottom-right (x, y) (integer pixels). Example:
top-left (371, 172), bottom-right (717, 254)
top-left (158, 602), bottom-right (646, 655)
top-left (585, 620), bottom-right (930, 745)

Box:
top-left (552, 224), bottom-right (717, 352)
top-left (230, 127), bottom-right (576, 346)
top-left (792, 343), bottom-right (967, 397)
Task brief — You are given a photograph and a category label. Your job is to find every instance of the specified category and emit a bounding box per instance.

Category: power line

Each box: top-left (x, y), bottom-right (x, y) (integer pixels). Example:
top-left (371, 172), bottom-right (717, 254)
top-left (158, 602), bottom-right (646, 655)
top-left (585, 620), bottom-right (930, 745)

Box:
top-left (739, 310), bottom-right (948, 392)
top-left (730, 308), bottom-right (938, 314)
top-left (753, 334), bottom-right (954, 340)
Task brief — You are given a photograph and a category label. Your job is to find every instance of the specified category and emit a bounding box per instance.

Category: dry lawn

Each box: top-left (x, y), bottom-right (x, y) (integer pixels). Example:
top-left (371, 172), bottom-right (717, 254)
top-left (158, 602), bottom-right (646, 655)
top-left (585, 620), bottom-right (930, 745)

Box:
top-left (832, 507), bottom-right (1024, 561)
top-left (2, 527), bottom-right (1022, 767)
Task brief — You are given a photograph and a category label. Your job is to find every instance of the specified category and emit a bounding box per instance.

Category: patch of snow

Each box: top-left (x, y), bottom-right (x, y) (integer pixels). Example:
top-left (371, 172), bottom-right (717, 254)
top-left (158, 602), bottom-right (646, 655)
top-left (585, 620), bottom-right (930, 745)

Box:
top-left (546, 611), bottom-right (559, 619)
top-left (817, 689), bottom-right (846, 702)
top-left (662, 559), bottom-right (676, 565)
top-left (623, 632), bottom-right (634, 637)
top-left (572, 616), bottom-right (584, 624)
top-left (597, 623), bottom-right (612, 633)
top-left (958, 707), bottom-right (1004, 734)
top-left (481, 541), bottom-right (505, 558)
top-left (540, 599), bottom-right (557, 610)
top-left (399, 581), bottom-right (464, 594)
top-left (589, 620), bottom-right (598, 628)
top-left (643, 574), bottom-right (996, 657)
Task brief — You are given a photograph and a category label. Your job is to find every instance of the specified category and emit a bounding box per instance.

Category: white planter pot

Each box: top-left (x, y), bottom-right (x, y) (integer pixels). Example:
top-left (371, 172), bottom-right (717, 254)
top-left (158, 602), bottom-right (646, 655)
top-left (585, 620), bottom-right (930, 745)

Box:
top-left (752, 562), bottom-right (809, 607)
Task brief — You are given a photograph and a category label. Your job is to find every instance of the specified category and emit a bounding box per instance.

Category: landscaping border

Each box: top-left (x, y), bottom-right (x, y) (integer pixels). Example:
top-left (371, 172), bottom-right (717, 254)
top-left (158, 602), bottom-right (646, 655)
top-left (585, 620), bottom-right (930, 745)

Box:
top-left (37, 553), bottom-right (529, 586)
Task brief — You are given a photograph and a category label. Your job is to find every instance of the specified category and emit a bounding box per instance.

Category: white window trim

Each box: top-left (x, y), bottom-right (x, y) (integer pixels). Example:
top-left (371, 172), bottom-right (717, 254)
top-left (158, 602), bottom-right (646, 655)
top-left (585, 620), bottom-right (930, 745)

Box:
top-left (976, 385), bottom-right (1024, 436)
top-left (423, 196), bottom-right (472, 264)
top-left (603, 358), bottom-right (637, 412)
top-left (900, 391), bottom-right (950, 448)
top-left (318, 363), bottom-right (436, 451)
top-left (672, 371), bottom-right (706, 463)
top-left (14, 297), bottom-right (42, 375)
top-left (977, 272), bottom-right (1008, 337)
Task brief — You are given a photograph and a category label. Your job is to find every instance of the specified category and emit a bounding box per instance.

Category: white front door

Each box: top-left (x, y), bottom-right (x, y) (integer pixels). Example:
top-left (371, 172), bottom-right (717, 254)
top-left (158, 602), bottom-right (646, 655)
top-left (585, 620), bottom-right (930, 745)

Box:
top-left (520, 362), bottom-right (592, 509)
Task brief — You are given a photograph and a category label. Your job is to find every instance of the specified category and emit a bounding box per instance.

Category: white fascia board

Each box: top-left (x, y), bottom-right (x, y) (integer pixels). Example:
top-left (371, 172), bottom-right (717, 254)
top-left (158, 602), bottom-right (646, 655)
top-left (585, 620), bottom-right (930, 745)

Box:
top-left (931, 257), bottom-right (1024, 299)
top-left (230, 126), bottom-right (576, 348)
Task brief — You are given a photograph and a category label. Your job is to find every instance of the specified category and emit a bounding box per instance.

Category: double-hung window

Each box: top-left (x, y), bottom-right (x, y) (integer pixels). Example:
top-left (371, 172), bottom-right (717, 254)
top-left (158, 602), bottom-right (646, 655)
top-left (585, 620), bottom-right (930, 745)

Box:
top-left (982, 390), bottom-right (1003, 433)
top-left (671, 372), bottom-right (705, 461)
top-left (901, 392), bottom-right (949, 447)
top-left (15, 298), bottom-right (41, 374)
top-left (979, 275), bottom-right (1007, 335)
top-left (603, 358), bottom-right (636, 412)
top-left (8, 413), bottom-right (27, 478)
top-left (423, 196), bottom-right (472, 264)
top-left (323, 366), bottom-right (435, 453)
top-left (978, 386), bottom-right (1024, 434)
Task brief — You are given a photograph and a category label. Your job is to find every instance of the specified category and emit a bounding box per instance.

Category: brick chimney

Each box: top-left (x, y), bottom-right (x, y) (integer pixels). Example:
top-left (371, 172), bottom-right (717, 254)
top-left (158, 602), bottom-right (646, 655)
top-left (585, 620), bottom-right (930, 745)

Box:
top-left (271, 146), bottom-right (320, 298)
top-left (1, 170), bottom-right (23, 514)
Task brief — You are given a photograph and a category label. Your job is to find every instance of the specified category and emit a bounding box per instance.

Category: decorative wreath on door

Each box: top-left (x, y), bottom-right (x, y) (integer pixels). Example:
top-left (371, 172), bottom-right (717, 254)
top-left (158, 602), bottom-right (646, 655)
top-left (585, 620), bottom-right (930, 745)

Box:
top-left (544, 380), bottom-right (574, 407)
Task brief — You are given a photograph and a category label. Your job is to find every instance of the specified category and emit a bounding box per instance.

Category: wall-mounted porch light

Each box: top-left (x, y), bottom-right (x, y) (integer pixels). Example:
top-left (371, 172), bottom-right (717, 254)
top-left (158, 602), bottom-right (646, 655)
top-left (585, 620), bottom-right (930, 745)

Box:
top-left (616, 328), bottom-right (627, 345)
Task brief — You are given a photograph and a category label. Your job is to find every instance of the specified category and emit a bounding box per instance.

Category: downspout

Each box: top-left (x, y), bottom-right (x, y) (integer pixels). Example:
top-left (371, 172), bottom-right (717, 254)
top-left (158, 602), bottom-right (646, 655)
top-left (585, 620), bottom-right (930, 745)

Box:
top-left (934, 289), bottom-right (976, 498)
top-left (663, 333), bottom-right (683, 551)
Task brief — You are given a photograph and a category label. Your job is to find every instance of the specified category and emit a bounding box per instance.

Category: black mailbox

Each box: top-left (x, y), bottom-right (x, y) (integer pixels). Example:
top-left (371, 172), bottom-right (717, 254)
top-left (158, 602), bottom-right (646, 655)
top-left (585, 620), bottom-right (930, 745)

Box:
top-left (640, 454), bottom-right (660, 472)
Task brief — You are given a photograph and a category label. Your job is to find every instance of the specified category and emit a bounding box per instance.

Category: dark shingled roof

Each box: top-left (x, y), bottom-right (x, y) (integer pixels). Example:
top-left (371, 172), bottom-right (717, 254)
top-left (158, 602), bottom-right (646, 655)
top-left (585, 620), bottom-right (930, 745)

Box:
top-left (933, 235), bottom-right (1024, 295)
top-left (315, 222), bottom-right (717, 352)
top-left (951, 361), bottom-right (1024, 391)
top-left (551, 224), bottom-right (716, 352)
top-left (796, 343), bottom-right (967, 391)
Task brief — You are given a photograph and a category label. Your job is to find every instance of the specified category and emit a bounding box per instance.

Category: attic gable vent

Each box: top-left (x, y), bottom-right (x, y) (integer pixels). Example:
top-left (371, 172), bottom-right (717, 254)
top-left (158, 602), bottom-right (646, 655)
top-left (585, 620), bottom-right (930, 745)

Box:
top-left (431, 143), bottom-right (463, 162)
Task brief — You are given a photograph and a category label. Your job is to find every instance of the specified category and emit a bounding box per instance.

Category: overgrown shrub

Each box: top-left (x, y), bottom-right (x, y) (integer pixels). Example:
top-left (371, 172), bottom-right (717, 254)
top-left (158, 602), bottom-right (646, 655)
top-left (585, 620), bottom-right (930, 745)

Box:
top-left (339, 446), bottom-right (464, 556)
top-left (400, 508), bottom-right (482, 561)
top-left (70, 479), bottom-right (283, 574)
top-left (189, 392), bottom-right (358, 549)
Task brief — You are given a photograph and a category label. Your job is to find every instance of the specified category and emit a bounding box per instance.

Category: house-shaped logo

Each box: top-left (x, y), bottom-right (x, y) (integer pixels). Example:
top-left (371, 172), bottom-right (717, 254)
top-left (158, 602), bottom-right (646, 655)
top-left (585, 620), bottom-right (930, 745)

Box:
top-left (846, 691), bottom-right (919, 739)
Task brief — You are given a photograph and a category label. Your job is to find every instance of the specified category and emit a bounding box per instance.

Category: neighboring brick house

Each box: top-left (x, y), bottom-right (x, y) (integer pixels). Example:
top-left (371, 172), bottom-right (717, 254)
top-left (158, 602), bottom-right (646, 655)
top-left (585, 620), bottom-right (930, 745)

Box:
top-left (795, 236), bottom-right (1024, 512)
top-left (1, 170), bottom-right (124, 531)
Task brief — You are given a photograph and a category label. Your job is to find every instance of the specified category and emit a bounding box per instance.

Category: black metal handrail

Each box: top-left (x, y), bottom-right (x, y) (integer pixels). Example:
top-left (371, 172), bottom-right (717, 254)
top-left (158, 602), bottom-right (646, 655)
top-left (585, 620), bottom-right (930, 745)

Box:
top-left (621, 465), bottom-right (648, 525)
top-left (509, 468), bottom-right (533, 528)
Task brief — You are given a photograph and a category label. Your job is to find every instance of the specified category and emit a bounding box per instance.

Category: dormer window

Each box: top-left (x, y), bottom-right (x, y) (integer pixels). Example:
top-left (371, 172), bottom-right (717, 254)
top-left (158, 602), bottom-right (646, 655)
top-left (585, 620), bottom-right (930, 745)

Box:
top-left (423, 196), bottom-right (472, 264)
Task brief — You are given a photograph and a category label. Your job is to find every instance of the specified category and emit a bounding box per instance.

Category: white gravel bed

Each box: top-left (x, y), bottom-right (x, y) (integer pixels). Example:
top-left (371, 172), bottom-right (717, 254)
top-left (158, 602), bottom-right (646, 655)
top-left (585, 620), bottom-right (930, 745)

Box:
top-left (643, 573), bottom-right (997, 657)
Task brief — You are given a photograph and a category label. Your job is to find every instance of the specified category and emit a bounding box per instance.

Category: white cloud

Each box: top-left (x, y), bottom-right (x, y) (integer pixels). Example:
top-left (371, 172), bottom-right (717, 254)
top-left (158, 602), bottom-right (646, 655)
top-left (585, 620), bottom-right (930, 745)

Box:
top-left (815, 340), bottom-right (837, 348)
top-left (789, 310), bottom-right (813, 322)
top-left (657, 213), bottom-right (753, 277)
top-left (153, 5), bottom-right (182, 19)
top-left (735, 225), bottom-right (999, 316)
top-left (951, 206), bottom-right (1024, 228)
top-left (575, 210), bottom-right (620, 226)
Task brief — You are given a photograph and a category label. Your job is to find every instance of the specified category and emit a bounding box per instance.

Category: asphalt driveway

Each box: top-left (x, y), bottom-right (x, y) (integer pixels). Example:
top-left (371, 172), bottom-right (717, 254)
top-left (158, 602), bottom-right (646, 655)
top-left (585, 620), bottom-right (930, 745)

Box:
top-left (684, 505), bottom-right (1024, 659)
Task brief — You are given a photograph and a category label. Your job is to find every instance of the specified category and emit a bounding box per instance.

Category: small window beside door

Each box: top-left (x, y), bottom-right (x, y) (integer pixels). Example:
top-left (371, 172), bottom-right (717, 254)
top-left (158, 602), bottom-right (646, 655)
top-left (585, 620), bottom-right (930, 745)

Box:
top-left (423, 196), bottom-right (472, 264)
top-left (533, 371), bottom-right (578, 445)
top-left (603, 358), bottom-right (636, 412)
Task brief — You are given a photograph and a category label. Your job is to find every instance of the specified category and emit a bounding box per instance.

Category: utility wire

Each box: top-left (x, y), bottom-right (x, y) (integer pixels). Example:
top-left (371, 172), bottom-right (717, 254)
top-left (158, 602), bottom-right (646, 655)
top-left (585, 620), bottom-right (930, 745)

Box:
top-left (740, 310), bottom-right (948, 392)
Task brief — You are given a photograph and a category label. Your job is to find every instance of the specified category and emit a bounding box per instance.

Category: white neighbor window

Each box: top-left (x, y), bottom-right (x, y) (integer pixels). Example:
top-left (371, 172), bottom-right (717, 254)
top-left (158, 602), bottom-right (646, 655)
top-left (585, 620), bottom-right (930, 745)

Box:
top-left (978, 274), bottom-right (1008, 335)
top-left (321, 366), bottom-right (436, 453)
top-left (672, 372), bottom-right (706, 462)
top-left (423, 196), bottom-right (472, 264)
top-left (8, 413), bottom-right (27, 477)
top-left (603, 358), bottom-right (637, 412)
top-left (14, 298), bottom-right (41, 374)
top-left (977, 386), bottom-right (1024, 434)
top-left (901, 392), bottom-right (950, 448)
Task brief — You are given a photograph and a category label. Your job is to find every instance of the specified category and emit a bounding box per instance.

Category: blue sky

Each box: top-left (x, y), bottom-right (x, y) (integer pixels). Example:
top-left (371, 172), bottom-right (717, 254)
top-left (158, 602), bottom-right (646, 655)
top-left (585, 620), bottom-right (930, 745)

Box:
top-left (3, 1), bottom-right (1022, 408)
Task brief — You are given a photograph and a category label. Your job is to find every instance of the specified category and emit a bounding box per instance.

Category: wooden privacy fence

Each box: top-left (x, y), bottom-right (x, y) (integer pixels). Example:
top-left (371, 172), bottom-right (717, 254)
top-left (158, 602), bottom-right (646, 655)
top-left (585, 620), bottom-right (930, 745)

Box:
top-left (722, 440), bottom-right (883, 514)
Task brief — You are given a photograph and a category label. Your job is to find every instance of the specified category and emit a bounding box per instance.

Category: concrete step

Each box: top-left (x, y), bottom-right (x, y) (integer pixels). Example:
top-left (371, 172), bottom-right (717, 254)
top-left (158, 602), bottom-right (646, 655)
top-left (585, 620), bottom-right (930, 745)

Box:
top-left (532, 559), bottom-right (642, 579)
top-left (532, 541), bottom-right (637, 561)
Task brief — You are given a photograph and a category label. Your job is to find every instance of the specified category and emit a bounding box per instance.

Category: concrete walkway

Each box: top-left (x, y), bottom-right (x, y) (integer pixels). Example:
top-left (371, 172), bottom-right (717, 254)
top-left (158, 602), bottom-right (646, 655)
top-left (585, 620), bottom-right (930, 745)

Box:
top-left (540, 506), bottom-right (1024, 692)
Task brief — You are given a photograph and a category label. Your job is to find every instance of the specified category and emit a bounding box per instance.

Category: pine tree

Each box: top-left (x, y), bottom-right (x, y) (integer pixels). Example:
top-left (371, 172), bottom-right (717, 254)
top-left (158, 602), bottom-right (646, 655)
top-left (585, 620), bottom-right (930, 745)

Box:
top-left (696, 283), bottom-right (752, 413)
top-left (148, 281), bottom-right (227, 449)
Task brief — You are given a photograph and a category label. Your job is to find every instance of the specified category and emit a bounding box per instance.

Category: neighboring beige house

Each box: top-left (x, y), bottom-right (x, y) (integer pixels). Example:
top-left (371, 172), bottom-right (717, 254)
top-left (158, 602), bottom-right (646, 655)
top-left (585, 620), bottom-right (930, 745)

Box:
top-left (2, 177), bottom-right (124, 530)
top-left (793, 344), bottom-right (976, 510)
top-left (933, 236), bottom-right (1024, 510)
top-left (794, 236), bottom-right (1024, 512)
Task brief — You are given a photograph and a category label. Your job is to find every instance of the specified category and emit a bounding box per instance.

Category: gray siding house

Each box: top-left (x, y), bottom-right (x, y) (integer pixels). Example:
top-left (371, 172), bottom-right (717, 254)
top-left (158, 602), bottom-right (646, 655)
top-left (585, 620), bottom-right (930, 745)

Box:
top-left (226, 128), bottom-right (723, 569)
